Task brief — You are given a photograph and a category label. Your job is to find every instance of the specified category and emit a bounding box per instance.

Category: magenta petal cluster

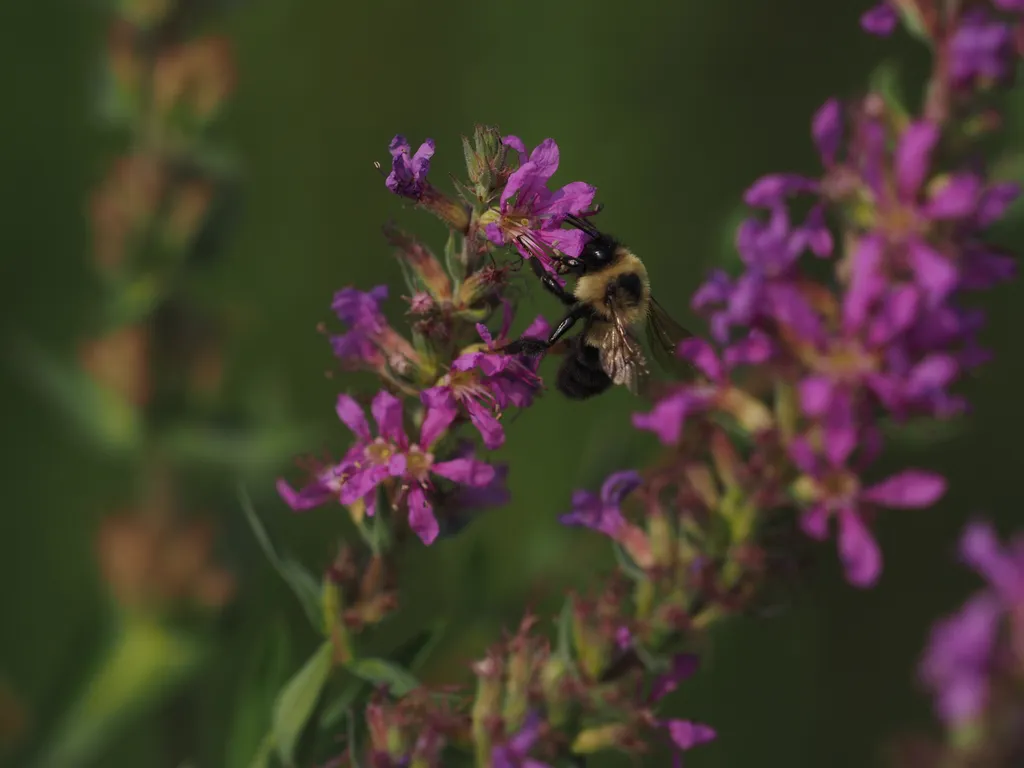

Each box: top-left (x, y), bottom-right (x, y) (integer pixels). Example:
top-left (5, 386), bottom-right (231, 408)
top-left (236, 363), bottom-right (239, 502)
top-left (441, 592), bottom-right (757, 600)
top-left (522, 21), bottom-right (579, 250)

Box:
top-left (385, 135), bottom-right (435, 199)
top-left (421, 309), bottom-right (547, 449)
top-left (277, 390), bottom-right (496, 544)
top-left (919, 521), bottom-right (1024, 727)
top-left (560, 470), bottom-right (642, 537)
top-left (484, 136), bottom-right (596, 275)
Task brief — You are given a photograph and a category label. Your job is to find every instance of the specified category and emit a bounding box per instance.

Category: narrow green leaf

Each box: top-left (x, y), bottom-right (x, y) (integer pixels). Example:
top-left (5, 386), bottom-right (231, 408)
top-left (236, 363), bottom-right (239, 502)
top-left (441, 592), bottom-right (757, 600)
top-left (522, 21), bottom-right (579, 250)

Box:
top-left (346, 659), bottom-right (419, 696)
top-left (239, 487), bottom-right (323, 633)
top-left (6, 336), bottom-right (142, 452)
top-left (316, 674), bottom-right (366, 731)
top-left (271, 641), bottom-right (333, 767)
top-left (226, 621), bottom-right (292, 768)
top-left (164, 423), bottom-right (320, 474)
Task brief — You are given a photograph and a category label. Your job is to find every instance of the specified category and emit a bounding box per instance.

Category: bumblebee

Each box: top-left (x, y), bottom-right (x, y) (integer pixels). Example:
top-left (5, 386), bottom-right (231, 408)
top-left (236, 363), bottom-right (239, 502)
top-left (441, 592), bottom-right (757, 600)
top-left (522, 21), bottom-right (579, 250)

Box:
top-left (503, 214), bottom-right (694, 400)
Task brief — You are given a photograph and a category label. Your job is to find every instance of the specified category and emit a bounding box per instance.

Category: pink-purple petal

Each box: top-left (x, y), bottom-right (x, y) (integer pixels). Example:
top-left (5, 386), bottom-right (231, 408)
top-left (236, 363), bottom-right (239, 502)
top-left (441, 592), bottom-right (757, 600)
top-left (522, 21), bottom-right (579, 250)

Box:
top-left (335, 393), bottom-right (371, 440)
top-left (371, 390), bottom-right (406, 444)
top-left (926, 173), bottom-right (982, 220)
top-left (862, 470), bottom-right (947, 508)
top-left (812, 98), bottom-right (843, 164)
top-left (432, 457), bottom-right (496, 487)
top-left (407, 485), bottom-right (439, 545)
top-left (837, 506), bottom-right (882, 587)
top-left (895, 121), bottom-right (940, 200)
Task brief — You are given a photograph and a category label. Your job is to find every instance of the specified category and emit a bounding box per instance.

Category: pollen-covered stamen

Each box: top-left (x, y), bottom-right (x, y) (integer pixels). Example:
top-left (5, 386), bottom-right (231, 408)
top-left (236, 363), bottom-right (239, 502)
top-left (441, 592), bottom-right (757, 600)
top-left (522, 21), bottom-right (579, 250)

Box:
top-left (444, 368), bottom-right (500, 413)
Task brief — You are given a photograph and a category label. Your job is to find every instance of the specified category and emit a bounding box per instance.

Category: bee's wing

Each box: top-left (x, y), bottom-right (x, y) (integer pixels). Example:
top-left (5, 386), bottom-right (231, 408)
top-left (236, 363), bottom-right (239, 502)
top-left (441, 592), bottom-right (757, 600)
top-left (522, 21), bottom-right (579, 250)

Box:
top-left (644, 295), bottom-right (697, 381)
top-left (597, 313), bottom-right (651, 397)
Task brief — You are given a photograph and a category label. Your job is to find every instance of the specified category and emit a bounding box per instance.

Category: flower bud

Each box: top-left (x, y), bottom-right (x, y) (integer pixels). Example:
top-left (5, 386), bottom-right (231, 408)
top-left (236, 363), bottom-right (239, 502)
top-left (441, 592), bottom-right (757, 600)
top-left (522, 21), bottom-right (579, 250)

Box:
top-left (572, 723), bottom-right (631, 754)
top-left (462, 124), bottom-right (511, 205)
top-left (384, 225), bottom-right (452, 304)
top-left (540, 656), bottom-right (572, 727)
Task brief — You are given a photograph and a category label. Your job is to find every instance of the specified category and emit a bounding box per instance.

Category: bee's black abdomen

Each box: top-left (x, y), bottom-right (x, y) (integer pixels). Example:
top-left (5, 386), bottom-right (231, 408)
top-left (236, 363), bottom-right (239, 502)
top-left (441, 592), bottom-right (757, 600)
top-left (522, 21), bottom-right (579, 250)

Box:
top-left (556, 337), bottom-right (612, 400)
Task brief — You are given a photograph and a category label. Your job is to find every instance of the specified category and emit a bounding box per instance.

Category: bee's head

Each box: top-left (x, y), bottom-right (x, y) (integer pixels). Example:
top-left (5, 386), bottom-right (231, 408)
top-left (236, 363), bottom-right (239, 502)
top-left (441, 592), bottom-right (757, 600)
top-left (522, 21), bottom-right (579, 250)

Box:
top-left (563, 209), bottom-right (617, 275)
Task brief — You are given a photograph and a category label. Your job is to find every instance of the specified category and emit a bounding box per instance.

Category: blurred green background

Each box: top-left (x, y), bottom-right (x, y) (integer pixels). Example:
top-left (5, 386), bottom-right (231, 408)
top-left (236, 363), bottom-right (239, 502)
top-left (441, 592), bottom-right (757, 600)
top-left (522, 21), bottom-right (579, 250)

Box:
top-left (2, 0), bottom-right (1024, 766)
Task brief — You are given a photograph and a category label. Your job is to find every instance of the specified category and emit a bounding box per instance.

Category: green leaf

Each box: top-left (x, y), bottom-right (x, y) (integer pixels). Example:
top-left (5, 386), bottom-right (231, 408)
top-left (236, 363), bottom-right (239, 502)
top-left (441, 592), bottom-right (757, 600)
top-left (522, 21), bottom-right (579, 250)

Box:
top-left (6, 335), bottom-right (142, 453)
top-left (226, 621), bottom-right (292, 768)
top-left (32, 619), bottom-right (205, 768)
top-left (611, 540), bottom-right (647, 583)
top-left (316, 674), bottom-right (366, 731)
top-left (240, 486), bottom-right (324, 634)
top-left (556, 599), bottom-right (575, 666)
top-left (346, 658), bottom-right (419, 696)
top-left (443, 229), bottom-right (464, 286)
top-left (271, 641), bottom-right (334, 768)
top-left (868, 60), bottom-right (909, 124)
top-left (163, 422), bottom-right (320, 475)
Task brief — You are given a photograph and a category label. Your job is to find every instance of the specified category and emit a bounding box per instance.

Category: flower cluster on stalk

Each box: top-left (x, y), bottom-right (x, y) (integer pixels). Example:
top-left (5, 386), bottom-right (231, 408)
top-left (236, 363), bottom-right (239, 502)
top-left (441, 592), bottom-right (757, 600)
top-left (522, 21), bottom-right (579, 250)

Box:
top-left (277, 2), bottom-right (1023, 766)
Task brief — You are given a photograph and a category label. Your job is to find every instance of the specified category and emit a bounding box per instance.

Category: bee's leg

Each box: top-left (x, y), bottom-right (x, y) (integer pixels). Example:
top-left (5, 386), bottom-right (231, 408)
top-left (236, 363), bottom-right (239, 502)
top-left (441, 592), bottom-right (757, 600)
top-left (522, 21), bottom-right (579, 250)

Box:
top-left (527, 256), bottom-right (577, 307)
top-left (503, 304), bottom-right (591, 356)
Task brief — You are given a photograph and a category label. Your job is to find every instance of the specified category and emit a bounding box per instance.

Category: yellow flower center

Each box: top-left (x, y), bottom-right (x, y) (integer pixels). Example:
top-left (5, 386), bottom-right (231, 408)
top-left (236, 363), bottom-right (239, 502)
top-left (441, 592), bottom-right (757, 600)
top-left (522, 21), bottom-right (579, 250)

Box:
top-left (405, 446), bottom-right (434, 481)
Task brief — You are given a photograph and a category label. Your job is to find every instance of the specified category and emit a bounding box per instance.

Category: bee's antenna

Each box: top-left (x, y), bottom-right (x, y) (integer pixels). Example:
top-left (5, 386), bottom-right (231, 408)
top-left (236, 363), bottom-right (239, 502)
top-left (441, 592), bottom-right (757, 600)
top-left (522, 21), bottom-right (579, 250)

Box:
top-left (564, 213), bottom-right (601, 237)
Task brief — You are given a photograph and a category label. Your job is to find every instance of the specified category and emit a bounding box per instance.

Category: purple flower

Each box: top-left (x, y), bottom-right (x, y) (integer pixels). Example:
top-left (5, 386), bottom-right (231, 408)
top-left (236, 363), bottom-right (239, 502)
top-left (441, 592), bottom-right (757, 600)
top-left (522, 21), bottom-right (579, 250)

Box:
top-left (860, 1), bottom-right (898, 36)
top-left (919, 590), bottom-right (1001, 726)
top-left (385, 135), bottom-right (435, 198)
top-left (695, 204), bottom-right (827, 342)
top-left (869, 121), bottom-right (982, 239)
top-left (632, 335), bottom-right (770, 445)
top-left (994, 0), bottom-right (1024, 11)
top-left (950, 9), bottom-right (1015, 89)
top-left (330, 285), bottom-right (421, 377)
top-left (960, 520), bottom-right (1024, 604)
top-left (277, 390), bottom-right (496, 544)
top-left (491, 712), bottom-right (551, 768)
top-left (422, 310), bottom-right (546, 449)
top-left (790, 437), bottom-right (947, 586)
top-left (813, 98), bottom-right (844, 166)
top-left (646, 655), bottom-right (716, 766)
top-left (483, 137), bottom-right (596, 276)
top-left (560, 470), bottom-right (642, 537)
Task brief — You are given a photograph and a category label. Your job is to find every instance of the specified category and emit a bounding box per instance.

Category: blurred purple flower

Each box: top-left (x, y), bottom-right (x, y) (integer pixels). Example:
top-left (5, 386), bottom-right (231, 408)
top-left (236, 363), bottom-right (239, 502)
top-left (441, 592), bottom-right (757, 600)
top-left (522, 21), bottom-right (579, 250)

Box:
top-left (919, 590), bottom-right (1001, 726)
top-left (917, 521), bottom-right (1024, 727)
top-left (484, 137), bottom-right (596, 276)
top-left (491, 712), bottom-right (551, 768)
top-left (860, 2), bottom-right (898, 36)
top-left (561, 470), bottom-right (642, 537)
top-left (950, 9), bottom-right (1015, 89)
top-left (692, 204), bottom-right (827, 342)
top-left (385, 135), bottom-right (435, 198)
top-left (791, 436), bottom-right (947, 586)
top-left (633, 335), bottom-right (770, 445)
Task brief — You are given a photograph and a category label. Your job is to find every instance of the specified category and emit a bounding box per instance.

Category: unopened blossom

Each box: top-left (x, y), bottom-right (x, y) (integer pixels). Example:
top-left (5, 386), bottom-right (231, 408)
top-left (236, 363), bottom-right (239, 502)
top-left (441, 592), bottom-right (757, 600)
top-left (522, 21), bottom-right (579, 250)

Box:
top-left (385, 135), bottom-right (435, 199)
top-left (789, 436), bottom-right (947, 585)
top-left (482, 137), bottom-right (596, 276)
top-left (420, 309), bottom-right (547, 449)
top-left (860, 1), bottom-right (898, 36)
top-left (277, 390), bottom-right (496, 544)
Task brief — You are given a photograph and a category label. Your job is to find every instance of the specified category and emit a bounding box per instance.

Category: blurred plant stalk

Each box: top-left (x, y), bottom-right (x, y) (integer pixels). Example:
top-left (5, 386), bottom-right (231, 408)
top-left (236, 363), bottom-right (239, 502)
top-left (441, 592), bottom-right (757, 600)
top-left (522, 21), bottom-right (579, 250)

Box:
top-left (15, 0), bottom-right (257, 765)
